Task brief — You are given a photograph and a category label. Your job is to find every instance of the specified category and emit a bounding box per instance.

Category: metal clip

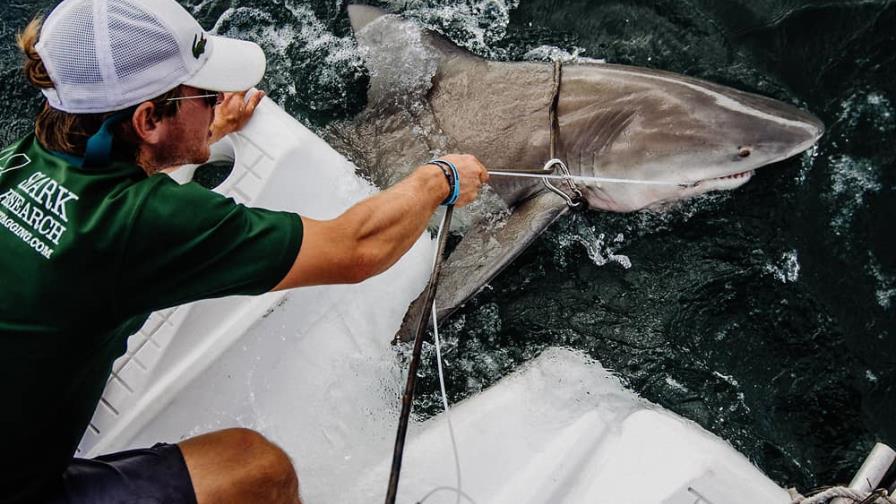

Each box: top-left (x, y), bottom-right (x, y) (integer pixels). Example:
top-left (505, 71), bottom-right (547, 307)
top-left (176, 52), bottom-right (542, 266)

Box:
top-left (542, 158), bottom-right (583, 207)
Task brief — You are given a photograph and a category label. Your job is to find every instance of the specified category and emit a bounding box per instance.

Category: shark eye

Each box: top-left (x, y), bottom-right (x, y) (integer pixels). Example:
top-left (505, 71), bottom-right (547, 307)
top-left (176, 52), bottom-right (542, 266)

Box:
top-left (738, 146), bottom-right (752, 158)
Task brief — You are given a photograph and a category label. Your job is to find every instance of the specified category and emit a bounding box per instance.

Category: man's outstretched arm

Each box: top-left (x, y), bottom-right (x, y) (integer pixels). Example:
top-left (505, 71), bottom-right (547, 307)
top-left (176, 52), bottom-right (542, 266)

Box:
top-left (272, 154), bottom-right (488, 290)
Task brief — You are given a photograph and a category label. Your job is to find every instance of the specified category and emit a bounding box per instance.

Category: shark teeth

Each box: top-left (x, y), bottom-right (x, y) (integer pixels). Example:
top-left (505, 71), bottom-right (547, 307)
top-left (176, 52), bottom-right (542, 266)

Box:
top-left (689, 170), bottom-right (755, 187)
top-left (716, 170), bottom-right (754, 181)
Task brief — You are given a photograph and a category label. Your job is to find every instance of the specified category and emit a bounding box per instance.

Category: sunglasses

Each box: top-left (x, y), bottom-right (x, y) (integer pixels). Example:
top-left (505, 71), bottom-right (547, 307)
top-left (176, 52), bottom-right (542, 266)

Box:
top-left (165, 90), bottom-right (223, 107)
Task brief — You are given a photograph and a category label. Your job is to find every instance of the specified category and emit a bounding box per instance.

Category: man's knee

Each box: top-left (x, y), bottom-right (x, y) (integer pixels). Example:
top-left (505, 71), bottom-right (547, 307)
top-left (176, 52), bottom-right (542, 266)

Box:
top-left (181, 427), bottom-right (300, 503)
top-left (220, 428), bottom-right (298, 493)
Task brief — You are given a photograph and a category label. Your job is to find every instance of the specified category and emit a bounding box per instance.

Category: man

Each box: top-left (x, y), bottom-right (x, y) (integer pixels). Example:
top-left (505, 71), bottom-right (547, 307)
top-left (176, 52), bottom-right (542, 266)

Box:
top-left (0, 0), bottom-right (488, 502)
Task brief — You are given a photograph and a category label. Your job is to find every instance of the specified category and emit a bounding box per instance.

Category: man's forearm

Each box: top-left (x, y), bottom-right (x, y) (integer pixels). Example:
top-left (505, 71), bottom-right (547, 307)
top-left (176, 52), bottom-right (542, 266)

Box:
top-left (346, 164), bottom-right (449, 278)
top-left (271, 155), bottom-right (486, 290)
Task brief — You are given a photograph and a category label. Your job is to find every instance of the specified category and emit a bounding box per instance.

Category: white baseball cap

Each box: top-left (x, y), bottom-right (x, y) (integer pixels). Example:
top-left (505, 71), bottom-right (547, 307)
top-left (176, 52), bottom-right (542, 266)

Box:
top-left (35, 0), bottom-right (266, 114)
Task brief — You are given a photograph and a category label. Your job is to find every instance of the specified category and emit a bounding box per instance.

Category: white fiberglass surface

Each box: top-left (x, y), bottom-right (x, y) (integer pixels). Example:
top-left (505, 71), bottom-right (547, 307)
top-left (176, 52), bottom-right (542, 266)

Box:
top-left (126, 249), bottom-right (433, 501)
top-left (341, 348), bottom-right (792, 504)
top-left (128, 327), bottom-right (791, 503)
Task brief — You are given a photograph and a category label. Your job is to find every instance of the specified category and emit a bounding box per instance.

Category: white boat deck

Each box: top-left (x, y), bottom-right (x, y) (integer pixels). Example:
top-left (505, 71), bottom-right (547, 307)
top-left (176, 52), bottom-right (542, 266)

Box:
top-left (78, 98), bottom-right (791, 503)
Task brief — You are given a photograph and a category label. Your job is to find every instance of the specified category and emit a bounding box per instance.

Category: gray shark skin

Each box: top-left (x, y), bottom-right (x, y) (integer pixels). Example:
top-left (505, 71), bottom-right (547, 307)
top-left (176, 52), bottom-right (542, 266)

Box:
top-left (337, 5), bottom-right (824, 341)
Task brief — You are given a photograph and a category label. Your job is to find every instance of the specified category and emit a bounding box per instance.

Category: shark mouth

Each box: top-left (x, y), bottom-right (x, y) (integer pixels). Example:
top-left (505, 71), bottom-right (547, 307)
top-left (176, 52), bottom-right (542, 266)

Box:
top-left (715, 169), bottom-right (755, 181)
top-left (696, 169), bottom-right (755, 188)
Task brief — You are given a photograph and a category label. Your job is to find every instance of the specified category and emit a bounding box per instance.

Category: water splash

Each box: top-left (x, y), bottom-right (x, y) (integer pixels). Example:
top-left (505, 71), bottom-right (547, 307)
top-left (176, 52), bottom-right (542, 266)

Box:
top-left (826, 154), bottom-right (881, 235)
top-left (210, 2), bottom-right (367, 124)
top-left (388, 0), bottom-right (520, 55)
top-left (866, 369), bottom-right (879, 384)
top-left (822, 87), bottom-right (893, 237)
top-left (523, 45), bottom-right (586, 62)
top-left (550, 215), bottom-right (632, 269)
top-left (574, 232), bottom-right (632, 269)
top-left (355, 13), bottom-right (439, 110)
top-left (765, 250), bottom-right (801, 283)
top-left (664, 376), bottom-right (689, 392)
top-left (867, 254), bottom-right (896, 310)
top-left (834, 89), bottom-right (896, 136)
top-left (797, 144), bottom-right (820, 186)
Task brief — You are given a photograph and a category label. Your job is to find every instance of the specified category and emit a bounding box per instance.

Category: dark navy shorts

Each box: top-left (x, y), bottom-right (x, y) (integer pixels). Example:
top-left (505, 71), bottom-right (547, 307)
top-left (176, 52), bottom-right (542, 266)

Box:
top-left (48, 443), bottom-right (197, 504)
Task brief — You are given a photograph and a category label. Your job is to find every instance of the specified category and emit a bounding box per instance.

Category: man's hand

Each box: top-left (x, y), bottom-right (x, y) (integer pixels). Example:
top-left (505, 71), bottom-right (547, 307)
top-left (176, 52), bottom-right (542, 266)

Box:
top-left (429, 154), bottom-right (489, 207)
top-left (208, 90), bottom-right (266, 144)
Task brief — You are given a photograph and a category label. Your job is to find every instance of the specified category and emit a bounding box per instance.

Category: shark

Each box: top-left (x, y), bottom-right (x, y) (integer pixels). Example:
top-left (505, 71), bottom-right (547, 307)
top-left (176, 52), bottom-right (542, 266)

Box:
top-left (331, 5), bottom-right (824, 340)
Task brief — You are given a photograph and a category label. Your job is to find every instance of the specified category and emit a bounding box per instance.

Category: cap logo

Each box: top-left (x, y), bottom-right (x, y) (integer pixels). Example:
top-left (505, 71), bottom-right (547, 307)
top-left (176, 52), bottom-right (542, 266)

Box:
top-left (192, 33), bottom-right (207, 59)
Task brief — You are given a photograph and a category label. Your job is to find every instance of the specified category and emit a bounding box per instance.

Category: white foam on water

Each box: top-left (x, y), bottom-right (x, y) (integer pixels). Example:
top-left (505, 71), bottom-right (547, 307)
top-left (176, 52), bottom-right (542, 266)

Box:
top-left (211, 3), bottom-right (366, 121)
top-left (523, 44), bottom-right (583, 62)
top-left (386, 0), bottom-right (520, 55)
top-left (522, 44), bottom-right (607, 65)
top-left (866, 369), bottom-right (879, 384)
top-left (582, 232), bottom-right (632, 269)
top-left (554, 217), bottom-right (632, 269)
top-left (867, 253), bottom-right (896, 310)
top-left (210, 8), bottom-right (298, 79)
top-left (712, 370), bottom-right (740, 388)
top-left (765, 249), bottom-right (800, 283)
top-left (835, 89), bottom-right (896, 135)
top-left (827, 154), bottom-right (881, 235)
top-left (876, 288), bottom-right (896, 311)
top-left (796, 143), bottom-right (819, 186)
top-left (355, 13), bottom-right (440, 111)
top-left (665, 376), bottom-right (688, 392)
top-left (187, 0), bottom-right (216, 14)
top-left (285, 4), bottom-right (365, 71)
top-left (822, 88), bottom-right (893, 234)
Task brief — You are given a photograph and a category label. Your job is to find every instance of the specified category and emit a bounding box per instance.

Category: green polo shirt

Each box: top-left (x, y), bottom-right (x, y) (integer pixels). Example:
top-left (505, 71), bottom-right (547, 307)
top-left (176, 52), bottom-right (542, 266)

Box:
top-left (0, 134), bottom-right (302, 502)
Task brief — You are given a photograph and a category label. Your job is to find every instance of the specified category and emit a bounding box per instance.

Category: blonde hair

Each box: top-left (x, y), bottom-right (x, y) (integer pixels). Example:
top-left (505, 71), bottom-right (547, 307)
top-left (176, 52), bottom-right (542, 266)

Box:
top-left (17, 16), bottom-right (182, 157)
top-left (17, 17), bottom-right (53, 89)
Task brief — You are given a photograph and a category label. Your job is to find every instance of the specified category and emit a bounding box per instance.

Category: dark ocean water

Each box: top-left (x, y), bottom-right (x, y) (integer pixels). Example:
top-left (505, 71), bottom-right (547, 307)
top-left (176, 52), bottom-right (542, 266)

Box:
top-left (2, 0), bottom-right (894, 492)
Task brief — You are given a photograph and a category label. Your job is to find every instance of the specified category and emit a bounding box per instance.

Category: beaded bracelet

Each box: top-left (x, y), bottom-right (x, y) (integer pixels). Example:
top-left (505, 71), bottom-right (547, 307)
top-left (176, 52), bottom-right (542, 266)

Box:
top-left (428, 159), bottom-right (461, 206)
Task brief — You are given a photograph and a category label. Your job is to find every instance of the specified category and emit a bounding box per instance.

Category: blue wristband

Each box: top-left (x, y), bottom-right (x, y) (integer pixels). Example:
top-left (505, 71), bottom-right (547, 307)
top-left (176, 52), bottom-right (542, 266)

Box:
top-left (429, 159), bottom-right (460, 206)
top-left (428, 161), bottom-right (453, 203)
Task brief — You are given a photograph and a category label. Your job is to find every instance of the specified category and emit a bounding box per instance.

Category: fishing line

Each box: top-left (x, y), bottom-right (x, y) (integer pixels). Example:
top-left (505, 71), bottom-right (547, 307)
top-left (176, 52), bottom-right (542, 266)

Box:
top-left (417, 486), bottom-right (478, 504)
top-left (386, 205), bottom-right (481, 504)
top-left (414, 213), bottom-right (480, 504)
top-left (387, 204), bottom-right (465, 504)
top-left (488, 170), bottom-right (699, 188)
top-left (414, 302), bottom-right (478, 504)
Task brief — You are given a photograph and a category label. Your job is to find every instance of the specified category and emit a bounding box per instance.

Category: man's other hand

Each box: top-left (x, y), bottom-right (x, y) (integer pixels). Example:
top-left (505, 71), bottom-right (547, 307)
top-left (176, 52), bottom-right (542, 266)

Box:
top-left (209, 89), bottom-right (266, 144)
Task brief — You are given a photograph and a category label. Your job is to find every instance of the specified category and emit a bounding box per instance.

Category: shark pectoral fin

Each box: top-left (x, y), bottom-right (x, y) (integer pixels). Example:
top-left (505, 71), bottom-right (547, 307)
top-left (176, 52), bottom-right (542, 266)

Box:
top-left (394, 191), bottom-right (570, 343)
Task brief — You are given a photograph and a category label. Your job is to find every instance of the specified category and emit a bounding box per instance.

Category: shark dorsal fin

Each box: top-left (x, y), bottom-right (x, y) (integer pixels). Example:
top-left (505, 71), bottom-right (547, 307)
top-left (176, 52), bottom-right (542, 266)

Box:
top-left (346, 4), bottom-right (385, 33)
top-left (347, 4), bottom-right (479, 62)
top-left (347, 5), bottom-right (483, 106)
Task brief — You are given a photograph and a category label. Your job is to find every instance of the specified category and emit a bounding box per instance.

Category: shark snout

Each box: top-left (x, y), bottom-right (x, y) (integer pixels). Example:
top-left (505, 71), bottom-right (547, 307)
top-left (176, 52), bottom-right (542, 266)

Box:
top-left (684, 92), bottom-right (824, 187)
top-left (556, 65), bottom-right (824, 205)
top-left (728, 92), bottom-right (824, 166)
